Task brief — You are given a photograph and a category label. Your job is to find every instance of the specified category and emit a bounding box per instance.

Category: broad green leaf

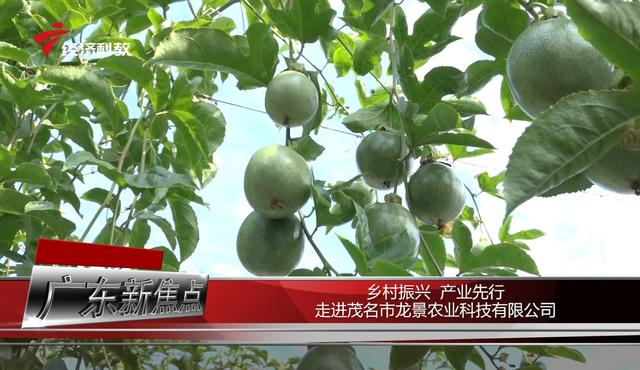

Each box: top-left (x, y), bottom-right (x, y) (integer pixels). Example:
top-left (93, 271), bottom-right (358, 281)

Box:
top-left (0, 66), bottom-right (53, 110)
top-left (397, 57), bottom-right (464, 113)
top-left (0, 41), bottom-right (29, 64)
top-left (130, 219), bottom-right (150, 248)
top-left (265, 0), bottom-right (336, 43)
top-left (468, 348), bottom-right (486, 370)
top-left (96, 55), bottom-right (153, 87)
top-left (5, 163), bottom-right (53, 188)
top-left (445, 347), bottom-right (473, 370)
top-left (460, 60), bottom-right (501, 96)
top-left (446, 97), bottom-right (488, 116)
top-left (416, 133), bottom-right (494, 149)
top-left (291, 136), bottom-right (325, 161)
top-left (43, 359), bottom-right (69, 370)
top-left (353, 35), bottom-right (388, 75)
top-left (540, 173), bottom-right (593, 197)
top-left (420, 228), bottom-right (446, 276)
top-left (546, 346), bottom-right (586, 363)
top-left (343, 0), bottom-right (393, 33)
top-left (81, 188), bottom-right (116, 209)
top-left (0, 145), bottom-right (10, 178)
top-left (504, 90), bottom-right (640, 215)
top-left (125, 167), bottom-right (194, 189)
top-left (24, 201), bottom-right (58, 213)
top-left (110, 346), bottom-right (139, 370)
top-left (476, 171), bottom-right (504, 199)
top-left (169, 198), bottom-right (199, 261)
top-left (289, 267), bottom-right (328, 276)
top-left (566, 0), bottom-right (640, 82)
top-left (0, 189), bottom-right (31, 215)
top-left (463, 243), bottom-right (539, 275)
top-left (500, 78), bottom-right (530, 121)
top-left (367, 260), bottom-right (413, 276)
top-left (153, 247), bottom-right (180, 272)
top-left (151, 23), bottom-right (279, 89)
top-left (54, 116), bottom-right (97, 155)
top-left (338, 235), bottom-right (369, 275)
top-left (452, 221), bottom-right (472, 266)
top-left (137, 212), bottom-right (177, 250)
top-left (343, 103), bottom-right (401, 132)
top-left (39, 67), bottom-right (122, 127)
top-left (93, 220), bottom-right (126, 245)
top-left (389, 346), bottom-right (431, 370)
top-left (0, 215), bottom-right (21, 249)
top-left (407, 102), bottom-right (460, 146)
top-left (481, 0), bottom-right (529, 44)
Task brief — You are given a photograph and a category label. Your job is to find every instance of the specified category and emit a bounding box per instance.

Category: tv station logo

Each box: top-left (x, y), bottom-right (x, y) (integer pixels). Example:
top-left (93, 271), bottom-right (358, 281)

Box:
top-left (21, 240), bottom-right (208, 328)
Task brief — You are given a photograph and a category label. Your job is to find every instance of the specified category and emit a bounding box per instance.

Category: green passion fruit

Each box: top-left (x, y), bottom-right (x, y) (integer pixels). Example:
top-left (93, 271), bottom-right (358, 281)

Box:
top-left (408, 162), bottom-right (466, 226)
top-left (236, 211), bottom-right (304, 276)
top-left (297, 346), bottom-right (364, 370)
top-left (356, 130), bottom-right (410, 190)
top-left (356, 202), bottom-right (420, 269)
top-left (506, 17), bottom-right (616, 118)
top-left (586, 140), bottom-right (640, 195)
top-left (244, 145), bottom-right (312, 219)
top-left (265, 70), bottom-right (319, 127)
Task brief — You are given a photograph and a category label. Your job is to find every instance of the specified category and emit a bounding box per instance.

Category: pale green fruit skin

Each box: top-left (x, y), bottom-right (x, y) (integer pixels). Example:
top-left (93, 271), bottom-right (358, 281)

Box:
top-left (244, 145), bottom-right (312, 218)
top-left (265, 70), bottom-right (319, 127)
top-left (356, 131), bottom-right (409, 190)
top-left (297, 346), bottom-right (364, 370)
top-left (408, 162), bottom-right (466, 226)
top-left (236, 211), bottom-right (304, 276)
top-left (506, 17), bottom-right (615, 118)
top-left (356, 202), bottom-right (420, 269)
top-left (586, 144), bottom-right (640, 195)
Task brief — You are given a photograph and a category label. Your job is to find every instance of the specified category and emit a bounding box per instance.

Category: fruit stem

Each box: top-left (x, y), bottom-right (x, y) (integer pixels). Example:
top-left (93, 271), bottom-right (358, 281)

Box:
top-left (285, 127), bottom-right (292, 146)
top-left (516, 0), bottom-right (540, 20)
top-left (298, 211), bottom-right (339, 276)
top-left (464, 184), bottom-right (495, 245)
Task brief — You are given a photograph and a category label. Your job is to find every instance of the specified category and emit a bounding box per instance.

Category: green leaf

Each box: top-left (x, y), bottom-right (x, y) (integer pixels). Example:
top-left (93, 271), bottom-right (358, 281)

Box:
top-left (151, 23), bottom-right (279, 89)
top-left (153, 246), bottom-right (180, 272)
top-left (289, 267), bottom-right (328, 276)
top-left (39, 67), bottom-right (122, 127)
top-left (566, 0), bottom-right (640, 82)
top-left (389, 346), bottom-right (431, 370)
top-left (0, 215), bottom-right (21, 249)
top-left (452, 221), bottom-right (473, 267)
top-left (476, 171), bottom-right (504, 199)
top-left (110, 346), bottom-right (139, 370)
top-left (343, 104), bottom-right (401, 133)
top-left (169, 198), bottom-right (199, 261)
top-left (367, 260), bottom-right (413, 276)
top-left (0, 145), bottom-right (10, 178)
top-left (81, 188), bottom-right (116, 209)
top-left (446, 97), bottom-right (488, 116)
top-left (0, 41), bottom-right (29, 64)
top-left (419, 226), bottom-right (446, 276)
top-left (463, 243), bottom-right (540, 275)
top-left (130, 219), bottom-right (150, 248)
top-left (460, 60), bottom-right (501, 96)
top-left (500, 78), bottom-right (530, 121)
top-left (343, 0), bottom-right (393, 32)
top-left (125, 167), bottom-right (194, 189)
top-left (338, 235), bottom-right (369, 275)
top-left (407, 102), bottom-right (460, 146)
top-left (546, 346), bottom-right (586, 363)
top-left (540, 173), bottom-right (593, 197)
top-left (445, 346), bottom-right (473, 370)
top-left (468, 348), bottom-right (486, 370)
top-left (24, 201), bottom-right (58, 213)
top-left (353, 35), bottom-right (388, 75)
top-left (398, 59), bottom-right (464, 113)
top-left (96, 55), bottom-right (153, 87)
top-left (504, 90), bottom-right (640, 215)
top-left (136, 212), bottom-right (177, 250)
top-left (415, 132), bottom-right (494, 149)
top-left (43, 359), bottom-right (69, 370)
top-left (0, 189), bottom-right (31, 215)
top-left (481, 0), bottom-right (529, 44)
top-left (265, 0), bottom-right (336, 43)
top-left (5, 163), bottom-right (53, 188)
top-left (291, 136), bottom-right (325, 161)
